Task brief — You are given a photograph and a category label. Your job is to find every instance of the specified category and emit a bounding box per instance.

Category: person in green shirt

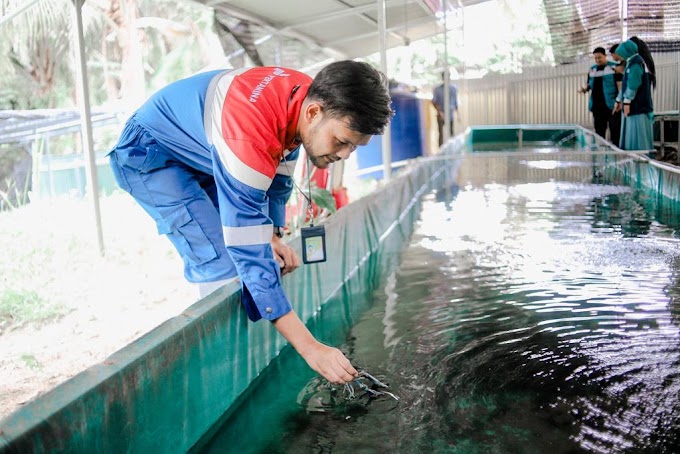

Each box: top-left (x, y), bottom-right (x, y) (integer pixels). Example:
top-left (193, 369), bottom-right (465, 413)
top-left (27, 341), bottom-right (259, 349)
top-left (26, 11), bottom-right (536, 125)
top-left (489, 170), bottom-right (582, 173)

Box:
top-left (614, 39), bottom-right (654, 151)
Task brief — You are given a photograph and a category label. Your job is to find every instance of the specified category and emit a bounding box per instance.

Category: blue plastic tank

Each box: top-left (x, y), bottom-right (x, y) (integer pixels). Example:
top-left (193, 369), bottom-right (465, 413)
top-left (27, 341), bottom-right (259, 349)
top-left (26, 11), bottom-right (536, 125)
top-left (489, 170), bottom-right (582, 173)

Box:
top-left (356, 90), bottom-right (425, 179)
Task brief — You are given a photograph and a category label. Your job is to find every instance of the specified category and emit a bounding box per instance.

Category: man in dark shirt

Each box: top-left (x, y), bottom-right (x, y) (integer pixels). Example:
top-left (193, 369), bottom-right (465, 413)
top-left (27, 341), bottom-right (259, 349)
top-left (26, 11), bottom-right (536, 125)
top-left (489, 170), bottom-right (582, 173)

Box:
top-left (579, 47), bottom-right (623, 147)
top-left (432, 73), bottom-right (458, 146)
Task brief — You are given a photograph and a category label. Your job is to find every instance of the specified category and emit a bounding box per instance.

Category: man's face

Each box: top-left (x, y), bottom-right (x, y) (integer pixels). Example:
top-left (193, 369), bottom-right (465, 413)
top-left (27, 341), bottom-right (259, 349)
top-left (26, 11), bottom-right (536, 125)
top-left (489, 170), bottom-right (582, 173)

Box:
top-left (300, 105), bottom-right (372, 169)
top-left (611, 52), bottom-right (622, 62)
top-left (593, 52), bottom-right (607, 66)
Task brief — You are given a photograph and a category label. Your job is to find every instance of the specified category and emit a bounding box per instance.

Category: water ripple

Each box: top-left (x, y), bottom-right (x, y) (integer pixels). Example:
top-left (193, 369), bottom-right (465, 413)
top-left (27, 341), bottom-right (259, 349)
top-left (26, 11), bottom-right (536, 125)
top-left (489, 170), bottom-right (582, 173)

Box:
top-left (389, 180), bottom-right (680, 453)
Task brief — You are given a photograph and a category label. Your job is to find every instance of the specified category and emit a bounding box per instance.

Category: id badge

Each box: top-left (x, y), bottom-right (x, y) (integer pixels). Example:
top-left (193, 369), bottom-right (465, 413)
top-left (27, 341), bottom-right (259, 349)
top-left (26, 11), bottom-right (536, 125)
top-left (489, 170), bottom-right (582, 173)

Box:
top-left (301, 225), bottom-right (327, 264)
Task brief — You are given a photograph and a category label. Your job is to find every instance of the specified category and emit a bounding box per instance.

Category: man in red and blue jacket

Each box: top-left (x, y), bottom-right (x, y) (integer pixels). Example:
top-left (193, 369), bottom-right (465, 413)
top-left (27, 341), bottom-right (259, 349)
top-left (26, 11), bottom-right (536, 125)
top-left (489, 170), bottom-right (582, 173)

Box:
top-left (108, 61), bottom-right (393, 384)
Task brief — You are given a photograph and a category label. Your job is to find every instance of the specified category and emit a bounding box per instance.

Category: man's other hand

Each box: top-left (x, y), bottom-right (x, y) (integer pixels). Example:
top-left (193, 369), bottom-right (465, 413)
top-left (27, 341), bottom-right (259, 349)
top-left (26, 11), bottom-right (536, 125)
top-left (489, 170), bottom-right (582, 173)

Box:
top-left (271, 235), bottom-right (301, 276)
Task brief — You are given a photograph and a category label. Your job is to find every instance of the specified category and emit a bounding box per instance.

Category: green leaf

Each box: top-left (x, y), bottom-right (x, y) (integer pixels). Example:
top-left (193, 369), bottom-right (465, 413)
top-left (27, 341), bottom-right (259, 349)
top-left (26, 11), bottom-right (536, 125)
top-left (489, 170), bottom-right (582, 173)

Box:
top-left (309, 186), bottom-right (337, 214)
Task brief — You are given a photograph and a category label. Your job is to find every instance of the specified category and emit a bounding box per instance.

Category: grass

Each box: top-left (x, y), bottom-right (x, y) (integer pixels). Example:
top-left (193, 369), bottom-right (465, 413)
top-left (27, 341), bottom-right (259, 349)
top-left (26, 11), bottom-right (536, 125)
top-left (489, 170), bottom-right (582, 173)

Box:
top-left (20, 353), bottom-right (43, 370)
top-left (0, 288), bottom-right (66, 333)
top-left (0, 193), bottom-right (190, 336)
top-left (0, 192), bottom-right (197, 421)
top-left (0, 176), bottom-right (31, 212)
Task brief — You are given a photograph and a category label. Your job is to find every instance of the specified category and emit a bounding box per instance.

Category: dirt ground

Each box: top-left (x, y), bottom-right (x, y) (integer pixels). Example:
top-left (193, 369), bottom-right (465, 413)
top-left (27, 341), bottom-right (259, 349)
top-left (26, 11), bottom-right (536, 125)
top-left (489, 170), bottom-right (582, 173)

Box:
top-left (0, 193), bottom-right (197, 421)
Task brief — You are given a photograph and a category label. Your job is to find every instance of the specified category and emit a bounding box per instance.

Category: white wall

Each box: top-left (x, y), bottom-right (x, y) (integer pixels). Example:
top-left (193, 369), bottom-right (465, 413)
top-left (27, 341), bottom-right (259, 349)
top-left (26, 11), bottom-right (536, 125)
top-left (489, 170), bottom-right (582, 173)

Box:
top-left (456, 52), bottom-right (680, 131)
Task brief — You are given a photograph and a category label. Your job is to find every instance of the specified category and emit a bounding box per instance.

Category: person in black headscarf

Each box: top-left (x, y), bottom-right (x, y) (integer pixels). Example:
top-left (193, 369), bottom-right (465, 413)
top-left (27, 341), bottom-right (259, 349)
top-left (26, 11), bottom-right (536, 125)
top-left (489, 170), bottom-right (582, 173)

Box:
top-left (615, 39), bottom-right (654, 150)
top-left (630, 36), bottom-right (656, 89)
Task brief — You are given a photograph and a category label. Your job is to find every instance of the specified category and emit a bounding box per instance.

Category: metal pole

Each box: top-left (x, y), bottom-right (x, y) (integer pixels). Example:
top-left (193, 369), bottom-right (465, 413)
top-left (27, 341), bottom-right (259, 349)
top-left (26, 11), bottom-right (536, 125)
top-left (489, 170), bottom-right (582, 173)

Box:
top-left (677, 52), bottom-right (680, 164)
top-left (659, 118), bottom-right (665, 160)
top-left (72, 0), bottom-right (105, 255)
top-left (620, 0), bottom-right (628, 41)
top-left (274, 35), bottom-right (282, 66)
top-left (377, 0), bottom-right (392, 181)
top-left (460, 1), bottom-right (467, 132)
top-left (46, 138), bottom-right (55, 197)
top-left (442, 0), bottom-right (451, 143)
top-left (561, 77), bottom-right (566, 123)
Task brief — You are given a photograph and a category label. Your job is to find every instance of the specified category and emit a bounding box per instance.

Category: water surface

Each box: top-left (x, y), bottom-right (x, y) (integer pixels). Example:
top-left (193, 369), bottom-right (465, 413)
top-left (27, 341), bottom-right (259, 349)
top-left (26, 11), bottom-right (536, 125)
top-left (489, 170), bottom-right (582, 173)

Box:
top-left (200, 153), bottom-right (680, 453)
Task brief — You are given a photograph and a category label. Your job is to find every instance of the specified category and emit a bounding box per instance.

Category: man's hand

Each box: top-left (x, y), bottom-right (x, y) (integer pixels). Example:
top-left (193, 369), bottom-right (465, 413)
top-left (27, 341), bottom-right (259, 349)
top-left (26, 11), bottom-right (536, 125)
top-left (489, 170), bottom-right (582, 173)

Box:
top-left (272, 311), bottom-right (359, 384)
top-left (623, 104), bottom-right (630, 117)
top-left (271, 234), bottom-right (301, 276)
top-left (298, 341), bottom-right (358, 384)
top-left (613, 101), bottom-right (622, 114)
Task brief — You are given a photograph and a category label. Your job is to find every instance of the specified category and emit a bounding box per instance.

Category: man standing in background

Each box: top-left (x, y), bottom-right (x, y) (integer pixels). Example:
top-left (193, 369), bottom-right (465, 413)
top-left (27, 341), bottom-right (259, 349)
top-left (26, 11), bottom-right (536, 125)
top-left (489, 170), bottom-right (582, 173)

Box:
top-left (432, 73), bottom-right (459, 146)
top-left (579, 47), bottom-right (622, 147)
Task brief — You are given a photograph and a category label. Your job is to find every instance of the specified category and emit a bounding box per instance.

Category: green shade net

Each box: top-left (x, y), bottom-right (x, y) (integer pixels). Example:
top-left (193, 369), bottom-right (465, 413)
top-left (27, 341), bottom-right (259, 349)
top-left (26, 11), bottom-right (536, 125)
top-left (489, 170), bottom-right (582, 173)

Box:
top-left (543, 0), bottom-right (680, 62)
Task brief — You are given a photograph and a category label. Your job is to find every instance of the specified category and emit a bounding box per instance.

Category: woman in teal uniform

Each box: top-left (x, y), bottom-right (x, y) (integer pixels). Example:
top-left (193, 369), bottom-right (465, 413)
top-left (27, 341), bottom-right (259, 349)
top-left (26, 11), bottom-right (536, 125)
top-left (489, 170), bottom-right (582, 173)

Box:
top-left (615, 39), bottom-right (654, 151)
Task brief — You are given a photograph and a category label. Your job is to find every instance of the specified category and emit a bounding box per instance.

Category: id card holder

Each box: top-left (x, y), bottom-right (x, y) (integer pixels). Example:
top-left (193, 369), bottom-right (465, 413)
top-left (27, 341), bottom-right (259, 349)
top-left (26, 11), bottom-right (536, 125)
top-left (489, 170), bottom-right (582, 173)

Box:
top-left (301, 225), bottom-right (327, 264)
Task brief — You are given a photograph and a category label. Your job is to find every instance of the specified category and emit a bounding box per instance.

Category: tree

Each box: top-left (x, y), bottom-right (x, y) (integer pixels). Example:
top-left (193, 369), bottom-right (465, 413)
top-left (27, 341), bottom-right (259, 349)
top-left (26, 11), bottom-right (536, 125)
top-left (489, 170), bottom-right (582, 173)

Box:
top-left (0, 0), bottom-right (78, 109)
top-left (362, 33), bottom-right (463, 90)
top-left (483, 0), bottom-right (554, 73)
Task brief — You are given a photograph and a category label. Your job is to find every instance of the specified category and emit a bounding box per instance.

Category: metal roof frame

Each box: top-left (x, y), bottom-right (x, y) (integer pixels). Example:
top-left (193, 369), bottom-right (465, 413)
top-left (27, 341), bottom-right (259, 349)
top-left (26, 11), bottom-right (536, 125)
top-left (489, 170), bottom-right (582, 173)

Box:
top-left (201, 0), bottom-right (476, 60)
top-left (1, 0), bottom-right (484, 254)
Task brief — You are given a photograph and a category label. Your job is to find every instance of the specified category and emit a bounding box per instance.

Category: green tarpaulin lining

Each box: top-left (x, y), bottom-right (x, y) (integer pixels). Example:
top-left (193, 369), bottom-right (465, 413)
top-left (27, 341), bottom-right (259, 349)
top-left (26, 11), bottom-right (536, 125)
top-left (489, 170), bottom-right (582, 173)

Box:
top-left (0, 143), bottom-right (459, 454)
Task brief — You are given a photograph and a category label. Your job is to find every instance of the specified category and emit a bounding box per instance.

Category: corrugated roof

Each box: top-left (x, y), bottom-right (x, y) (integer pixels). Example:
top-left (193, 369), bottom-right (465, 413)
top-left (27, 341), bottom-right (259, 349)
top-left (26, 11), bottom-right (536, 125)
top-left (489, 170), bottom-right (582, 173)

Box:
top-left (200, 0), bottom-right (487, 60)
top-left (203, 0), bottom-right (680, 64)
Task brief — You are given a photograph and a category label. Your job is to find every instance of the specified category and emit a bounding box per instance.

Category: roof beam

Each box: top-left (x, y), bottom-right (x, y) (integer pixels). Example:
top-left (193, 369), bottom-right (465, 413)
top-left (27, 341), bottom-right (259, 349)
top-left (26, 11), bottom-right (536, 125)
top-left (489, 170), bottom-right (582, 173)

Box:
top-left (330, 0), bottom-right (407, 44)
top-left (279, 0), bottom-right (419, 31)
top-left (415, 0), bottom-right (437, 16)
top-left (209, 2), bottom-right (332, 55)
top-left (326, 14), bottom-right (440, 46)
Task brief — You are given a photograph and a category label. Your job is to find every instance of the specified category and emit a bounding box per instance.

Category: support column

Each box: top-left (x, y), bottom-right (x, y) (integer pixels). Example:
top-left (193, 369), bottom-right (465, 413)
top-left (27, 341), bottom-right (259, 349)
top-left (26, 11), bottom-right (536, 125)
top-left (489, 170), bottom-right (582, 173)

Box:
top-left (72, 0), bottom-right (105, 255)
top-left (377, 0), bottom-right (392, 181)
top-left (620, 0), bottom-right (628, 41)
top-left (443, 0), bottom-right (451, 144)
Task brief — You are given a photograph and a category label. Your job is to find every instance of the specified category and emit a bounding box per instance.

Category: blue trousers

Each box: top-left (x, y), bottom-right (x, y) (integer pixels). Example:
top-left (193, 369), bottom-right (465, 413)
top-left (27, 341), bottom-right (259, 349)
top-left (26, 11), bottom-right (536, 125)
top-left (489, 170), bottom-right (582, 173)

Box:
top-left (109, 120), bottom-right (238, 283)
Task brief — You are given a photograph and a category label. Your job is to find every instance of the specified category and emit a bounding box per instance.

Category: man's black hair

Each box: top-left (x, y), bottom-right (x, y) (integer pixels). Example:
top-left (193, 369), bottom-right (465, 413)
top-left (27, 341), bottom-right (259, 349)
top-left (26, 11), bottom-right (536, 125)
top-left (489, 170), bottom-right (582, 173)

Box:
top-left (609, 43), bottom-right (619, 55)
top-left (593, 47), bottom-right (606, 55)
top-left (306, 60), bottom-right (394, 135)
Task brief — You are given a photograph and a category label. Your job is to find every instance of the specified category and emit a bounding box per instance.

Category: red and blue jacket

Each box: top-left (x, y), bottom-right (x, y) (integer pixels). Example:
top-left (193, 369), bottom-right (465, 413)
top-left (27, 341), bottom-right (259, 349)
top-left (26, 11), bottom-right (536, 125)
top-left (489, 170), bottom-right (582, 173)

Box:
top-left (134, 67), bottom-right (311, 321)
